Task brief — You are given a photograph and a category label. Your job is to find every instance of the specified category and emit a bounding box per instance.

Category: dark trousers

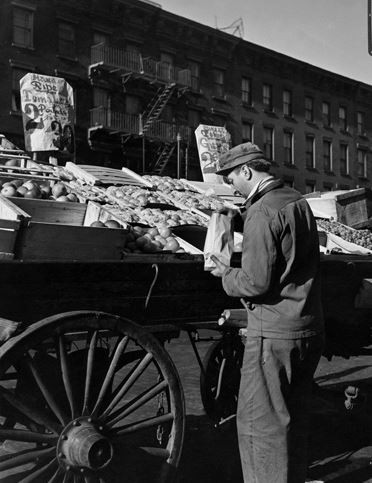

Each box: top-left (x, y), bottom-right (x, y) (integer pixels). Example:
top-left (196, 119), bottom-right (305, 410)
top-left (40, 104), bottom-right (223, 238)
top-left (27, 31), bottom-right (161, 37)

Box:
top-left (237, 335), bottom-right (324, 483)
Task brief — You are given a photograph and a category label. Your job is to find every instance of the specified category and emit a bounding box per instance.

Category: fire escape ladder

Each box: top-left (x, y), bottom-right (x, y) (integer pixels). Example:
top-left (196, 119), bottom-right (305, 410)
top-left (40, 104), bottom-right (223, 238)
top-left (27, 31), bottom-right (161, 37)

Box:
top-left (151, 143), bottom-right (176, 175)
top-left (141, 83), bottom-right (176, 134)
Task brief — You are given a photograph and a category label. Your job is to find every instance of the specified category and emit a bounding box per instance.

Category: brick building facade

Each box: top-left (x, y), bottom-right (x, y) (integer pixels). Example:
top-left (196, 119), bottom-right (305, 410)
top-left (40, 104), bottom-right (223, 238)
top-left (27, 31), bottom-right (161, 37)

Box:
top-left (1, 0), bottom-right (372, 193)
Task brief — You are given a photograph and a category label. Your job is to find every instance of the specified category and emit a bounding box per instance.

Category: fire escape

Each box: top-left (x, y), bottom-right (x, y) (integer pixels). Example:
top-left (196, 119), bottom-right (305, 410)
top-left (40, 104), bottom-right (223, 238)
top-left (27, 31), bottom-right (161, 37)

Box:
top-left (88, 44), bottom-right (192, 175)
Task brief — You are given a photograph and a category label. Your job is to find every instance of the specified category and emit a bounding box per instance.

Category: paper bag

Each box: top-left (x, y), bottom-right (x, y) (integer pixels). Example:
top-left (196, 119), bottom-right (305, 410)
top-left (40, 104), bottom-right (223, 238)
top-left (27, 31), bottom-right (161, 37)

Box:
top-left (203, 212), bottom-right (234, 271)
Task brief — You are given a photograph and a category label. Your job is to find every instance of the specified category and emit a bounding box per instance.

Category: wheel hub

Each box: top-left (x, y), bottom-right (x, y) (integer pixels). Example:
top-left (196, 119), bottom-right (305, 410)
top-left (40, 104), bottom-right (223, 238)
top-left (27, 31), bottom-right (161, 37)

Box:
top-left (57, 417), bottom-right (113, 472)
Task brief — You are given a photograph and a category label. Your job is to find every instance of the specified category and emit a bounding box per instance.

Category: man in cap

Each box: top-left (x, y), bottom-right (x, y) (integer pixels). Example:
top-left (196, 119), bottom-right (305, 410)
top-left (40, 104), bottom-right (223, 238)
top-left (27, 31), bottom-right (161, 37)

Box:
top-left (210, 142), bottom-right (324, 483)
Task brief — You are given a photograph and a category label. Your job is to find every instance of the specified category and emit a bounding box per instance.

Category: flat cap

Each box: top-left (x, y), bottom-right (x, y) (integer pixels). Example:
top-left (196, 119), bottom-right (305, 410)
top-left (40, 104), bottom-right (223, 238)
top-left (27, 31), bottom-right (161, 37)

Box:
top-left (216, 142), bottom-right (265, 176)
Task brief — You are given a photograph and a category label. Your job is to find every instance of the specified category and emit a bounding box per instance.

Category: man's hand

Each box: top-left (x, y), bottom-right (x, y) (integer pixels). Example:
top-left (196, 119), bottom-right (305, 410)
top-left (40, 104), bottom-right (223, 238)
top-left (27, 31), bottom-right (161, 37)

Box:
top-left (209, 255), bottom-right (229, 278)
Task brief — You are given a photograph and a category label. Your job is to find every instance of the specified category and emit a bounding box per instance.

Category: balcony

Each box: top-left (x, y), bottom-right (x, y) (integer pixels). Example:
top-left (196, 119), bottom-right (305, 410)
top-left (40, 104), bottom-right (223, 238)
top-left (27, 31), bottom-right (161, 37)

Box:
top-left (90, 44), bottom-right (192, 88)
top-left (89, 107), bottom-right (192, 142)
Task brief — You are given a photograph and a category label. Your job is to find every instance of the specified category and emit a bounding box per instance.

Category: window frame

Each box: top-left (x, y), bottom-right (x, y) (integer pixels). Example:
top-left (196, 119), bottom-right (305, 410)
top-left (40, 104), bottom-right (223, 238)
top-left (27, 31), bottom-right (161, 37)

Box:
top-left (263, 83), bottom-right (273, 111)
top-left (305, 135), bottom-right (315, 169)
top-left (357, 148), bottom-right (368, 178)
top-left (189, 61), bottom-right (201, 92)
top-left (323, 139), bottom-right (332, 172)
top-left (305, 96), bottom-right (314, 122)
top-left (263, 125), bottom-right (274, 161)
top-left (357, 111), bottom-right (365, 136)
top-left (242, 121), bottom-right (253, 143)
top-left (339, 106), bottom-right (347, 132)
top-left (339, 143), bottom-right (349, 175)
top-left (212, 68), bottom-right (225, 98)
top-left (241, 77), bottom-right (252, 105)
top-left (12, 6), bottom-right (34, 49)
top-left (283, 89), bottom-right (292, 117)
top-left (11, 67), bottom-right (29, 112)
top-left (322, 101), bottom-right (331, 127)
top-left (58, 21), bottom-right (76, 58)
top-left (283, 130), bottom-right (294, 165)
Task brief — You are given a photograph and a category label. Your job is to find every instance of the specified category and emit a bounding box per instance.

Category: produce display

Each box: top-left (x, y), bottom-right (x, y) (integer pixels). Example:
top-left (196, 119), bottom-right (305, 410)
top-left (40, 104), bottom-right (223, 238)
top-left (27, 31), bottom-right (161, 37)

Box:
top-left (142, 174), bottom-right (186, 192)
top-left (105, 185), bottom-right (167, 207)
top-left (132, 207), bottom-right (208, 227)
top-left (0, 178), bottom-right (79, 202)
top-left (317, 218), bottom-right (372, 251)
top-left (89, 220), bottom-right (185, 254)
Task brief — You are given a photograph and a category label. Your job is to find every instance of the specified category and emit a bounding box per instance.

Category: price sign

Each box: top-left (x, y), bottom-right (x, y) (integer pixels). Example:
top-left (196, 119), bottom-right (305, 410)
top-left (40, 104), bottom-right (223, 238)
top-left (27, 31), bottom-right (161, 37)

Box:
top-left (20, 73), bottom-right (75, 154)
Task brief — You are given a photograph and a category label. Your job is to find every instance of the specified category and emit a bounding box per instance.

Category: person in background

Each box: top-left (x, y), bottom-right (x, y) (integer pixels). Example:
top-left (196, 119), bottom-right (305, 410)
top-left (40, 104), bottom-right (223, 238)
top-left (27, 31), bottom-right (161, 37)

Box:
top-left (210, 142), bottom-right (324, 483)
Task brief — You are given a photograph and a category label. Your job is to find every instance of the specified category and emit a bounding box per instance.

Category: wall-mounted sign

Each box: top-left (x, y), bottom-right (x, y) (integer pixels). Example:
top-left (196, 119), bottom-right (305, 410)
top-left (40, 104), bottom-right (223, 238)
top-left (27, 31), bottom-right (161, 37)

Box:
top-left (20, 73), bottom-right (75, 154)
top-left (194, 124), bottom-right (231, 183)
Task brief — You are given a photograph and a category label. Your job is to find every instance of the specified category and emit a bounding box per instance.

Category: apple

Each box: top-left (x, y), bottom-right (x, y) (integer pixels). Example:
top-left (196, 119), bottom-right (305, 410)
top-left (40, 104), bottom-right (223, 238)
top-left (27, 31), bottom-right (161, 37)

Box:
top-left (16, 186), bottom-right (28, 197)
top-left (23, 180), bottom-right (39, 191)
top-left (24, 186), bottom-right (42, 199)
top-left (52, 182), bottom-right (67, 198)
top-left (1, 185), bottom-right (17, 197)
top-left (90, 221), bottom-right (106, 227)
top-left (55, 195), bottom-right (70, 202)
top-left (66, 193), bottom-right (78, 202)
top-left (105, 220), bottom-right (122, 229)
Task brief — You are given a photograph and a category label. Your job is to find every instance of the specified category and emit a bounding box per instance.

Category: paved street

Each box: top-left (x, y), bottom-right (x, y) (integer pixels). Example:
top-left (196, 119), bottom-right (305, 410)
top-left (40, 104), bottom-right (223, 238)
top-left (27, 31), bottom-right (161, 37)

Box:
top-left (166, 330), bottom-right (372, 483)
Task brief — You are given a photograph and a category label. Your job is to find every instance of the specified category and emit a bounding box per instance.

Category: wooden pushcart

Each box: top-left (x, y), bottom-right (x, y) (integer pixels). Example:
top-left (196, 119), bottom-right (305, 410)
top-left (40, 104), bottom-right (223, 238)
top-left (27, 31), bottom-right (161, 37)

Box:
top-left (0, 251), bottom-right (371, 482)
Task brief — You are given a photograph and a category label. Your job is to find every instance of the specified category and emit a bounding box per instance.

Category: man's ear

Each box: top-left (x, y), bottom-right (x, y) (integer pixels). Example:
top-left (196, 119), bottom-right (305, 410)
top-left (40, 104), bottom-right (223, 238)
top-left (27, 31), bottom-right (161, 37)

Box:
top-left (241, 165), bottom-right (252, 180)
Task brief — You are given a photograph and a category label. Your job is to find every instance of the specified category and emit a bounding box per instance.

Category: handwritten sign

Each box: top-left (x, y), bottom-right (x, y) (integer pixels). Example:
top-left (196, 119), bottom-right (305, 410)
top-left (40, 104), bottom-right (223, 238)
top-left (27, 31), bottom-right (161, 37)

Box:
top-left (20, 73), bottom-right (75, 154)
top-left (194, 124), bottom-right (231, 183)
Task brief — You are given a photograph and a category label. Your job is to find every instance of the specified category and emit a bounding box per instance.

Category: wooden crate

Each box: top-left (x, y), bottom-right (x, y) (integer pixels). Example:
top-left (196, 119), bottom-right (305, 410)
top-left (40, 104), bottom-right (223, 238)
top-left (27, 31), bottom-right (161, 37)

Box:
top-left (0, 196), bottom-right (128, 261)
top-left (306, 188), bottom-right (372, 228)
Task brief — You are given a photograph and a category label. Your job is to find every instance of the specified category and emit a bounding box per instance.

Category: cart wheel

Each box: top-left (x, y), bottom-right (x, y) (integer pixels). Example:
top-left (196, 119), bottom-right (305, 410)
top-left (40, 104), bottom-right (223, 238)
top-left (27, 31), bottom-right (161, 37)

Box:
top-left (200, 333), bottom-right (244, 422)
top-left (0, 311), bottom-right (185, 483)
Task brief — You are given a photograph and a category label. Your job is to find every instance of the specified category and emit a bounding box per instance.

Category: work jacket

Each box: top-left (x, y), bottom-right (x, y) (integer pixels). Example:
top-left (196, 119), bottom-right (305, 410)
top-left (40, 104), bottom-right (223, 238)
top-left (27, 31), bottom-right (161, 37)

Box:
top-left (222, 180), bottom-right (324, 339)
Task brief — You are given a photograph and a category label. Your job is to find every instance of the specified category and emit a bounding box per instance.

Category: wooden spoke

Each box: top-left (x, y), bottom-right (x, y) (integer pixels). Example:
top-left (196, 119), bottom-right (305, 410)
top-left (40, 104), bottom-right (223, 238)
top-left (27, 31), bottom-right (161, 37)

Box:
top-left (25, 354), bottom-right (68, 426)
top-left (49, 466), bottom-right (63, 483)
top-left (107, 379), bottom-right (168, 427)
top-left (19, 457), bottom-right (58, 483)
top-left (102, 352), bottom-right (153, 418)
top-left (0, 428), bottom-right (57, 444)
top-left (0, 386), bottom-right (60, 434)
top-left (139, 446), bottom-right (170, 459)
top-left (0, 446), bottom-right (54, 472)
top-left (82, 330), bottom-right (98, 414)
top-left (91, 336), bottom-right (129, 417)
top-left (113, 412), bottom-right (173, 436)
top-left (58, 335), bottom-right (77, 419)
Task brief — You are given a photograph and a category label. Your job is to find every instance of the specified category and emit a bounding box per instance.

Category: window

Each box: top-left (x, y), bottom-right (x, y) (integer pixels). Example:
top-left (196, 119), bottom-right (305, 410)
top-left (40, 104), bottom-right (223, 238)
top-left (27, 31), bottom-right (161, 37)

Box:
top-left (305, 135), bottom-right (315, 169)
top-left (93, 31), bottom-right (109, 46)
top-left (189, 61), bottom-right (200, 92)
top-left (339, 106), bottom-right (347, 131)
top-left (159, 53), bottom-right (174, 82)
top-left (305, 96), bottom-right (314, 122)
top-left (340, 143), bottom-right (349, 175)
top-left (283, 90), bottom-right (292, 117)
top-left (241, 77), bottom-right (252, 105)
top-left (263, 126), bottom-right (274, 160)
top-left (212, 69), bottom-right (225, 98)
top-left (283, 131), bottom-right (293, 165)
top-left (13, 7), bottom-right (33, 48)
top-left (357, 111), bottom-right (365, 136)
top-left (323, 140), bottom-right (332, 172)
top-left (11, 68), bottom-right (28, 112)
top-left (242, 122), bottom-right (253, 142)
top-left (357, 149), bottom-right (368, 178)
top-left (263, 84), bottom-right (272, 111)
top-left (322, 101), bottom-right (331, 127)
top-left (58, 22), bottom-right (76, 58)
top-left (305, 182), bottom-right (316, 194)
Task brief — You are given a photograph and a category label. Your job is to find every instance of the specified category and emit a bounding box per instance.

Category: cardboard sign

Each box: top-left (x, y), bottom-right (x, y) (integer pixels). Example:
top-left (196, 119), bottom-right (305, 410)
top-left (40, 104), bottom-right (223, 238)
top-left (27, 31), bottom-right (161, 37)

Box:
top-left (20, 73), bottom-right (75, 154)
top-left (195, 124), bottom-right (231, 183)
